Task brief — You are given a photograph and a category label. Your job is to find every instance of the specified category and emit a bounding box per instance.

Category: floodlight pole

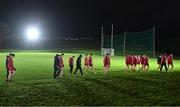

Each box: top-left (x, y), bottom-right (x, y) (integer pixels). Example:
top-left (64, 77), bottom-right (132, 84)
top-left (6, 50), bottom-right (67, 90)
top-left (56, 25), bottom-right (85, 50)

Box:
top-left (101, 26), bottom-right (104, 49)
top-left (124, 31), bottom-right (126, 56)
top-left (111, 24), bottom-right (114, 49)
top-left (153, 26), bottom-right (156, 57)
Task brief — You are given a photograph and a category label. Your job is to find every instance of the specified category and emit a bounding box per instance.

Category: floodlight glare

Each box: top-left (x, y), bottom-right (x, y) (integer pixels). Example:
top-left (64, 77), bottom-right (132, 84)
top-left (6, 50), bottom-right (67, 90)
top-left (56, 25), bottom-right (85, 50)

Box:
top-left (26, 27), bottom-right (39, 40)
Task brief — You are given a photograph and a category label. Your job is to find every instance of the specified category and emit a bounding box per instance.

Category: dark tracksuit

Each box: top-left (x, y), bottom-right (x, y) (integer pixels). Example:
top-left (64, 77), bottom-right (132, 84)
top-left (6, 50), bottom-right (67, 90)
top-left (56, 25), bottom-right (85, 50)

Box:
top-left (74, 56), bottom-right (83, 76)
top-left (157, 56), bottom-right (161, 65)
top-left (54, 55), bottom-right (60, 78)
top-left (6, 56), bottom-right (9, 79)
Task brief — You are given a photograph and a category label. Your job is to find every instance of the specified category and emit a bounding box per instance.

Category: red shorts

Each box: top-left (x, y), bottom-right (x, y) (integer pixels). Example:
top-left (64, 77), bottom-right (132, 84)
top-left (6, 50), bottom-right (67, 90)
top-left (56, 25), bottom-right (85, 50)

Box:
top-left (60, 65), bottom-right (64, 67)
top-left (8, 67), bottom-right (14, 71)
top-left (104, 64), bottom-right (110, 67)
top-left (8, 70), bottom-right (15, 74)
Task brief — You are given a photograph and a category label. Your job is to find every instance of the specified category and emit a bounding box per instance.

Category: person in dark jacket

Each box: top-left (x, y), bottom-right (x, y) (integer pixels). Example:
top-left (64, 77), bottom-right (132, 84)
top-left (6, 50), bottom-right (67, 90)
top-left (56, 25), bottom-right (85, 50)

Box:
top-left (74, 55), bottom-right (84, 77)
top-left (53, 54), bottom-right (60, 78)
top-left (156, 55), bottom-right (161, 71)
top-left (5, 55), bottom-right (10, 80)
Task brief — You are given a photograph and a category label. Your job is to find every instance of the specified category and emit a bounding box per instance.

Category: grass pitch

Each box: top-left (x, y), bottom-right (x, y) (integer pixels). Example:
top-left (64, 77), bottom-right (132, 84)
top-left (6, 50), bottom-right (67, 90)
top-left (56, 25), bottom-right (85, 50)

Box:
top-left (0, 52), bottom-right (180, 106)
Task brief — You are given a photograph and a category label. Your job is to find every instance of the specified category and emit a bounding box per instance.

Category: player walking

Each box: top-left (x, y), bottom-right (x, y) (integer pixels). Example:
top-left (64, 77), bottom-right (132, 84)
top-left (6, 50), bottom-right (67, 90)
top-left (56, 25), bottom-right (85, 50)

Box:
top-left (132, 55), bottom-right (137, 71)
top-left (156, 55), bottom-right (161, 71)
top-left (167, 53), bottom-right (173, 72)
top-left (74, 55), bottom-right (84, 77)
top-left (129, 55), bottom-right (133, 71)
top-left (83, 54), bottom-right (89, 71)
top-left (140, 55), bottom-right (145, 71)
top-left (88, 53), bottom-right (95, 73)
top-left (143, 55), bottom-right (149, 72)
top-left (136, 55), bottom-right (141, 71)
top-left (103, 53), bottom-right (111, 75)
top-left (160, 53), bottom-right (168, 72)
top-left (54, 54), bottom-right (60, 78)
top-left (125, 54), bottom-right (130, 71)
top-left (59, 53), bottom-right (64, 77)
top-left (7, 53), bottom-right (16, 81)
top-left (6, 55), bottom-right (10, 80)
top-left (69, 56), bottom-right (75, 74)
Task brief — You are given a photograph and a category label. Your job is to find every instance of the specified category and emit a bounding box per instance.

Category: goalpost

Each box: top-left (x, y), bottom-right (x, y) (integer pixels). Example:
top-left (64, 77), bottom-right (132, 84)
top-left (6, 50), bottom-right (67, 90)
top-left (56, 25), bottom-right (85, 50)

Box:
top-left (101, 25), bottom-right (155, 57)
top-left (101, 25), bottom-right (114, 56)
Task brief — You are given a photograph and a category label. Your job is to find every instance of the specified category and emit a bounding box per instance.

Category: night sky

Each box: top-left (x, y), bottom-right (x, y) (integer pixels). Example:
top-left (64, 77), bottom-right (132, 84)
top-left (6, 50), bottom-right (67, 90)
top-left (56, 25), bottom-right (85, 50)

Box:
top-left (0, 0), bottom-right (180, 53)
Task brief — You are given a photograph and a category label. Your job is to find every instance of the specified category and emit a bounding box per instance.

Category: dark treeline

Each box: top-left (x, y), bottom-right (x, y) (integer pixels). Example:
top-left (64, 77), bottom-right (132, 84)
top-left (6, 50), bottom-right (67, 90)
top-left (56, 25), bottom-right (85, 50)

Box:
top-left (0, 22), bottom-right (180, 56)
top-left (0, 23), bottom-right (100, 50)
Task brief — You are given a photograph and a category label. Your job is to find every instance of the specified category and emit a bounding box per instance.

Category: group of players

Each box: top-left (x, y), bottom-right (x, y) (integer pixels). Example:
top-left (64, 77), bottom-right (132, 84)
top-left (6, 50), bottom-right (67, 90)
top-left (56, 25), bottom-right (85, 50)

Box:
top-left (157, 53), bottom-right (173, 72)
top-left (125, 54), bottom-right (149, 72)
top-left (53, 53), bottom-right (111, 79)
top-left (4, 52), bottom-right (173, 81)
top-left (125, 53), bottom-right (174, 72)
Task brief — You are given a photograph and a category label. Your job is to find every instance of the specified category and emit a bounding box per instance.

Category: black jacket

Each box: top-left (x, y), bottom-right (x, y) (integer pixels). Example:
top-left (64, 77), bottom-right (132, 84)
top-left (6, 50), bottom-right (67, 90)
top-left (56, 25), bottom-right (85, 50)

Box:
top-left (76, 56), bottom-right (82, 66)
top-left (54, 55), bottom-right (60, 67)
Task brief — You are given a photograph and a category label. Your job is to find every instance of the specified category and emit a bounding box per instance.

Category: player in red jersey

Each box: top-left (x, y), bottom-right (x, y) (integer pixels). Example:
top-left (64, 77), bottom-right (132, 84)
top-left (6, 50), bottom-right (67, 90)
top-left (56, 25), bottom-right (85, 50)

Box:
top-left (69, 56), bottom-right (75, 74)
top-left (59, 53), bottom-right (64, 77)
top-left (132, 55), bottom-right (137, 71)
top-left (140, 55), bottom-right (145, 71)
top-left (160, 53), bottom-right (168, 72)
top-left (136, 55), bottom-right (141, 71)
top-left (83, 54), bottom-right (89, 71)
top-left (167, 53), bottom-right (173, 72)
top-left (88, 53), bottom-right (95, 73)
top-left (7, 53), bottom-right (16, 81)
top-left (125, 54), bottom-right (130, 72)
top-left (143, 55), bottom-right (149, 72)
top-left (128, 55), bottom-right (133, 71)
top-left (103, 53), bottom-right (111, 75)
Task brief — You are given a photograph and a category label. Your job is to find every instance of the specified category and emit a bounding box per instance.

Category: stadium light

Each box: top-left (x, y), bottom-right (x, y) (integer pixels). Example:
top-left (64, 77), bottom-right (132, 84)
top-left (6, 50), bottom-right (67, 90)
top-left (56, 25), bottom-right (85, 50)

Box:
top-left (26, 27), bottom-right (40, 40)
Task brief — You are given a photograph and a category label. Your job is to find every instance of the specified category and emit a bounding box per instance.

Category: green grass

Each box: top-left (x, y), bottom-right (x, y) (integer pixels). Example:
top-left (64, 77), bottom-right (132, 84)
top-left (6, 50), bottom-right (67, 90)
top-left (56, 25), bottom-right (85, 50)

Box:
top-left (0, 52), bottom-right (180, 106)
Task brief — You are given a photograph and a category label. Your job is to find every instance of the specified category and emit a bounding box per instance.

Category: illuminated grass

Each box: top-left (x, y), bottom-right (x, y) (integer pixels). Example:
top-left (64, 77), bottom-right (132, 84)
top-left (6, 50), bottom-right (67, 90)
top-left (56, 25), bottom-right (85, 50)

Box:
top-left (0, 52), bottom-right (180, 106)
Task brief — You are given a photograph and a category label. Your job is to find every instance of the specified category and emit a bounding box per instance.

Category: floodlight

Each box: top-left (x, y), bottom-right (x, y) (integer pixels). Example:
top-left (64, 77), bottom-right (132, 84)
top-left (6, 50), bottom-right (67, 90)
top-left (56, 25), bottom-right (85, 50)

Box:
top-left (26, 27), bottom-right (39, 40)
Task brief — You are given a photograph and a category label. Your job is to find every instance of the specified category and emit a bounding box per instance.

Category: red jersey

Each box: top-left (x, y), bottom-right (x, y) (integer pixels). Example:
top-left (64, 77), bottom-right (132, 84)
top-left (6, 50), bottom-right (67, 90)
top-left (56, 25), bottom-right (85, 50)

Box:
top-left (140, 56), bottom-right (144, 64)
top-left (129, 56), bottom-right (133, 65)
top-left (132, 56), bottom-right (137, 65)
top-left (167, 55), bottom-right (173, 64)
top-left (84, 56), bottom-right (89, 65)
top-left (144, 56), bottom-right (149, 65)
top-left (89, 56), bottom-right (93, 65)
top-left (69, 57), bottom-right (74, 65)
top-left (59, 57), bottom-right (64, 67)
top-left (7, 57), bottom-right (14, 71)
top-left (161, 55), bottom-right (166, 64)
top-left (136, 56), bottom-right (140, 64)
top-left (103, 55), bottom-right (110, 66)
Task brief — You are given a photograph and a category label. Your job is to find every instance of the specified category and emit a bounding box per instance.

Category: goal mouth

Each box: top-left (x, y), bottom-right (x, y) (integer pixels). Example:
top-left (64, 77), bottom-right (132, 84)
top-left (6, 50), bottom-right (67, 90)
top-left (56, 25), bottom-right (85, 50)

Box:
top-left (101, 48), bottom-right (114, 56)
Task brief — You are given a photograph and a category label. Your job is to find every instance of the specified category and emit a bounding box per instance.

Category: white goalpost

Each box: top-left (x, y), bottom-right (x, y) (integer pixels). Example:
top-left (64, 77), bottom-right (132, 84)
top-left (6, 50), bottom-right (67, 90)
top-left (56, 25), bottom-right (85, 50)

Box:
top-left (101, 25), bottom-right (155, 57)
top-left (101, 25), bottom-right (114, 56)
